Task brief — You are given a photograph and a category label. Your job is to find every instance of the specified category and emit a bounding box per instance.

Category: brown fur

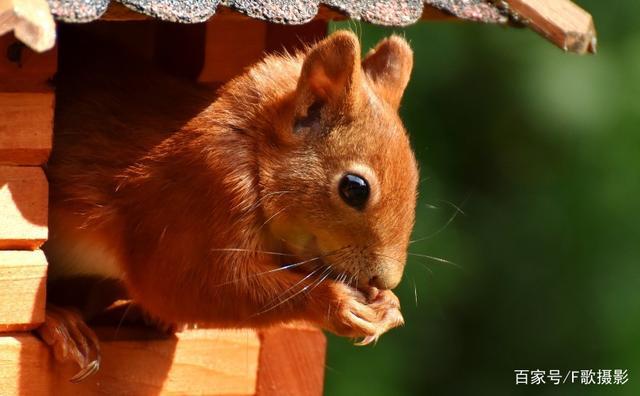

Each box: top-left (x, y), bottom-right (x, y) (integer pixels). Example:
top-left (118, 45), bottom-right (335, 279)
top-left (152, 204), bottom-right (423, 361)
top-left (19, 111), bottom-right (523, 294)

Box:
top-left (45, 31), bottom-right (418, 339)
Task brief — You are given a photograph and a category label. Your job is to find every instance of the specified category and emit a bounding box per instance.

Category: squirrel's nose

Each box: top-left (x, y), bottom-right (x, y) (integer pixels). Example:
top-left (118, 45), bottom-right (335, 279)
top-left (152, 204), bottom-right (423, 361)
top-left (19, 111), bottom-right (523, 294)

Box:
top-left (368, 275), bottom-right (387, 290)
top-left (368, 268), bottom-right (403, 290)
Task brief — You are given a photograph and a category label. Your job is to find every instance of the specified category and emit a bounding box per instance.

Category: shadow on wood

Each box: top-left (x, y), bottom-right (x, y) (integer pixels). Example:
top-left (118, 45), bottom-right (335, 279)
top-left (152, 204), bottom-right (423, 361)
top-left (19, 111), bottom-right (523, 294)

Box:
top-left (0, 325), bottom-right (325, 395)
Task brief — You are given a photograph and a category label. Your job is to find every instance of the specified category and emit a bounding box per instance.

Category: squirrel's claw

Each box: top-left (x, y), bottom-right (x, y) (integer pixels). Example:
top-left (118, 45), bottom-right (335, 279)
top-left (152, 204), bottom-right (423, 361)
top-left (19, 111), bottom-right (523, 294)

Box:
top-left (354, 335), bottom-right (379, 346)
top-left (36, 305), bottom-right (101, 382)
top-left (69, 358), bottom-right (100, 383)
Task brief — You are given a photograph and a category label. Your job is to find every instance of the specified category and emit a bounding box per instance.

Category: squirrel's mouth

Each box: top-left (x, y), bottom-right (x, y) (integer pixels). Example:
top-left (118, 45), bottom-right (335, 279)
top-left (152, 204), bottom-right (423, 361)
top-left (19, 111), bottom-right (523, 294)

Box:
top-left (275, 232), bottom-right (385, 291)
top-left (281, 255), bottom-right (360, 293)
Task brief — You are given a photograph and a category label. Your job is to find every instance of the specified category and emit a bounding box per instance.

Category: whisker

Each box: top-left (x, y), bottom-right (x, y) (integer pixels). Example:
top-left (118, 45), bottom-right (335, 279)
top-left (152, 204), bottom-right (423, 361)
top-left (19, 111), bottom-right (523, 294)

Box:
top-left (258, 205), bottom-right (290, 231)
top-left (305, 267), bottom-right (334, 296)
top-left (270, 259), bottom-right (319, 273)
top-left (246, 190), bottom-right (294, 213)
top-left (113, 302), bottom-right (133, 340)
top-left (410, 197), bottom-right (469, 244)
top-left (211, 256), bottom-right (321, 289)
top-left (210, 248), bottom-right (298, 257)
top-left (412, 277), bottom-right (418, 307)
top-left (410, 206), bottom-right (460, 245)
top-left (439, 198), bottom-right (467, 216)
top-left (347, 271), bottom-right (358, 288)
top-left (413, 260), bottom-right (434, 276)
top-left (253, 266), bottom-right (332, 317)
top-left (262, 266), bottom-right (324, 310)
top-left (209, 247), bottom-right (347, 289)
top-left (408, 253), bottom-right (463, 270)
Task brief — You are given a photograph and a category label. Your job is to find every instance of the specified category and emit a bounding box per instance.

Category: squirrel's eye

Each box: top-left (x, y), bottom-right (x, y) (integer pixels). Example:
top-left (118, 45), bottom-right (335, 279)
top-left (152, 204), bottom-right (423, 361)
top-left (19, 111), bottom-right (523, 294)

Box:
top-left (339, 174), bottom-right (369, 210)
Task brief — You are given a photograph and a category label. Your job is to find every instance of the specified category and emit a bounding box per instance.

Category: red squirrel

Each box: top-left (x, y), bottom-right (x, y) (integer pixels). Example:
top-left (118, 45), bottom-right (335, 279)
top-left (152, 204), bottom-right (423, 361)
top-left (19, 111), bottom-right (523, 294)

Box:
top-left (42, 30), bottom-right (418, 378)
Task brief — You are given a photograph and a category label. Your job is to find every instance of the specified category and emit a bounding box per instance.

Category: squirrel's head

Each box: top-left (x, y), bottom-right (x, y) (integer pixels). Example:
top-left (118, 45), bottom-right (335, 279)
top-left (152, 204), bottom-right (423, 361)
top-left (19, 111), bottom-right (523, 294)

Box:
top-left (257, 31), bottom-right (418, 290)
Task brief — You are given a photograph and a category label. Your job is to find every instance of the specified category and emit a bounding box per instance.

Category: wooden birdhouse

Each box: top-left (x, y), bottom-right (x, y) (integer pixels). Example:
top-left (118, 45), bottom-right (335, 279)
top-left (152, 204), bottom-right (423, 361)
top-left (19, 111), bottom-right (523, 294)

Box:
top-left (0, 0), bottom-right (595, 394)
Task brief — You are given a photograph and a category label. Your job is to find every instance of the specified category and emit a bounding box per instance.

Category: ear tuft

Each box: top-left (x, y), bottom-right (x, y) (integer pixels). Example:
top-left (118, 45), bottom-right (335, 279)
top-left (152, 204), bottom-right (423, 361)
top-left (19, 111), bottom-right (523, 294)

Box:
top-left (297, 30), bottom-right (361, 104)
top-left (362, 35), bottom-right (413, 109)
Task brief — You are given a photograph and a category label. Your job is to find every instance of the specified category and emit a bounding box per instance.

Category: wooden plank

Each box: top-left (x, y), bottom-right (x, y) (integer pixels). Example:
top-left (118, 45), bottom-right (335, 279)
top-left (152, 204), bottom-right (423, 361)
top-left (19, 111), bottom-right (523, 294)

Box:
top-left (506, 0), bottom-right (596, 54)
top-left (0, 34), bottom-right (57, 92)
top-left (197, 16), bottom-right (268, 86)
top-left (0, 92), bottom-right (54, 165)
top-left (0, 332), bottom-right (52, 396)
top-left (1, 327), bottom-right (261, 395)
top-left (0, 250), bottom-right (46, 331)
top-left (256, 324), bottom-right (326, 396)
top-left (0, 166), bottom-right (48, 249)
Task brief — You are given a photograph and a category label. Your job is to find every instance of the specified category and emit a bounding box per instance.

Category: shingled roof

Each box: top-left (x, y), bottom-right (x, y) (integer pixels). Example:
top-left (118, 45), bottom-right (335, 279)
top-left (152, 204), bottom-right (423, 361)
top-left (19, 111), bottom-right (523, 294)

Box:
top-left (47, 0), bottom-right (506, 25)
top-left (1, 0), bottom-right (596, 54)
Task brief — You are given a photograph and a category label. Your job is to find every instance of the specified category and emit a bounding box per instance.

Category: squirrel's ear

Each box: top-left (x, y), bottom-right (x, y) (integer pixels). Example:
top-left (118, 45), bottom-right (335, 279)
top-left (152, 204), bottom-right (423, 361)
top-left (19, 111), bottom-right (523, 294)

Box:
top-left (362, 35), bottom-right (413, 109)
top-left (296, 30), bottom-right (361, 106)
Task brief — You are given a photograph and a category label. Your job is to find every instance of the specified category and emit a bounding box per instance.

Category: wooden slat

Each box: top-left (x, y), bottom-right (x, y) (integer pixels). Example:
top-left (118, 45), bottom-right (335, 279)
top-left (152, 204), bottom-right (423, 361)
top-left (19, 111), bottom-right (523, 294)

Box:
top-left (0, 34), bottom-right (57, 92)
top-left (0, 328), bottom-right (261, 395)
top-left (256, 324), bottom-right (326, 396)
top-left (0, 33), bottom-right (56, 165)
top-left (0, 166), bottom-right (48, 249)
top-left (506, 0), bottom-right (596, 54)
top-left (0, 333), bottom-right (51, 396)
top-left (0, 324), bottom-right (326, 395)
top-left (0, 250), bottom-right (46, 331)
top-left (0, 92), bottom-right (54, 165)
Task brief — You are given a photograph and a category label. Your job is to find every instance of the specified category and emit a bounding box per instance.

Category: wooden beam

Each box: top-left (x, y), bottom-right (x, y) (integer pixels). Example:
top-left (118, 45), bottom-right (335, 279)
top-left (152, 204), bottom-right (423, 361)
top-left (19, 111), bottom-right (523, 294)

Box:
top-left (505, 0), bottom-right (597, 54)
top-left (1, 328), bottom-right (259, 394)
top-left (0, 34), bottom-right (57, 92)
top-left (257, 324), bottom-right (326, 396)
top-left (0, 35), bottom-right (56, 165)
top-left (0, 93), bottom-right (54, 165)
top-left (0, 167), bottom-right (48, 250)
top-left (0, 325), bottom-right (326, 394)
top-left (0, 250), bottom-right (46, 331)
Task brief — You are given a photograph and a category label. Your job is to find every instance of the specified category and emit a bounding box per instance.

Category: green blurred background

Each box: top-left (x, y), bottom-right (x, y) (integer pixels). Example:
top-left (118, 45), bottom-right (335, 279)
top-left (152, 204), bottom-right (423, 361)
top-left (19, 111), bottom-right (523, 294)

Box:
top-left (326, 1), bottom-right (639, 395)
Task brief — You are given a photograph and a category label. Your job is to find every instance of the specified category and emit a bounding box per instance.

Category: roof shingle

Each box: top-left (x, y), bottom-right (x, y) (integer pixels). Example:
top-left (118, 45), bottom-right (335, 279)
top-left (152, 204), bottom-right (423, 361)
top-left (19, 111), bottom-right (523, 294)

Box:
top-left (46, 0), bottom-right (508, 25)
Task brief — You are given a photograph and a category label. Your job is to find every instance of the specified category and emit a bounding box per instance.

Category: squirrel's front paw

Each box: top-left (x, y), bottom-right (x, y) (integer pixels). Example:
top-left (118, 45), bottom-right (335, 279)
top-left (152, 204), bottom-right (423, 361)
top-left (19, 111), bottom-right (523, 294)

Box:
top-left (36, 305), bottom-right (101, 382)
top-left (320, 282), bottom-right (404, 345)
